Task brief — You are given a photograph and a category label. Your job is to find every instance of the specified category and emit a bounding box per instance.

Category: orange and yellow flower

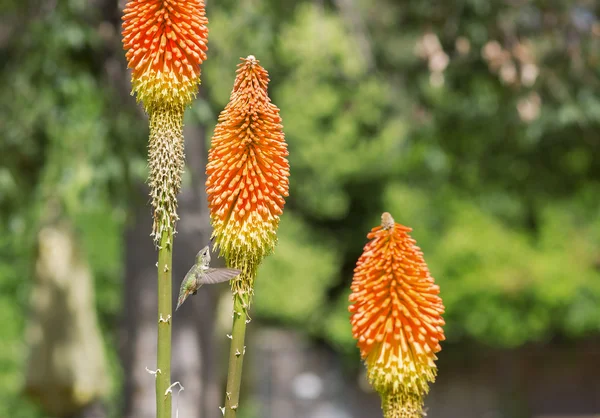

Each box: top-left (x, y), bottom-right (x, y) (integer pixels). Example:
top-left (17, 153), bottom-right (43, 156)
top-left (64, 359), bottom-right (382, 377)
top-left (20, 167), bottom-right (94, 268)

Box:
top-left (122, 0), bottom-right (208, 108)
top-left (122, 0), bottom-right (209, 241)
top-left (349, 212), bottom-right (445, 416)
top-left (206, 56), bottom-right (289, 278)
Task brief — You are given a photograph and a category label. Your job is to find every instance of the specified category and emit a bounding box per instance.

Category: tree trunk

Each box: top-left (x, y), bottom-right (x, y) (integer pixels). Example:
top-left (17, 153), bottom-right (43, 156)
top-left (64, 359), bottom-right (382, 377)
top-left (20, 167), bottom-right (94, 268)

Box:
top-left (24, 219), bottom-right (109, 418)
top-left (122, 119), bottom-right (222, 418)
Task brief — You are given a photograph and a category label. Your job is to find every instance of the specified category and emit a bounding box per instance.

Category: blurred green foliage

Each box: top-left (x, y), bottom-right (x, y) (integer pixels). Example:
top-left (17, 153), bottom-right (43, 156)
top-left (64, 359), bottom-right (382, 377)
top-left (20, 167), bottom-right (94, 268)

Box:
top-left (0, 0), bottom-right (141, 415)
top-left (0, 0), bottom-right (599, 415)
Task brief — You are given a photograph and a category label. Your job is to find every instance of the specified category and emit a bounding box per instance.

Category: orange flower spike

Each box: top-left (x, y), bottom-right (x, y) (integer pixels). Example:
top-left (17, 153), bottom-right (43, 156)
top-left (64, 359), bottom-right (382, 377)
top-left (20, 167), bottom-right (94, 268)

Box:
top-left (349, 212), bottom-right (445, 417)
top-left (122, 0), bottom-right (209, 241)
top-left (122, 0), bottom-right (208, 108)
top-left (206, 56), bottom-right (290, 271)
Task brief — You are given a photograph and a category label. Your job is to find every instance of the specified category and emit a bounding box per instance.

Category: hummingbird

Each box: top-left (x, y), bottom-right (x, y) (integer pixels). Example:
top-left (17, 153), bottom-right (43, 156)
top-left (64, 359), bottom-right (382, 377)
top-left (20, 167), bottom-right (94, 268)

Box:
top-left (176, 246), bottom-right (241, 311)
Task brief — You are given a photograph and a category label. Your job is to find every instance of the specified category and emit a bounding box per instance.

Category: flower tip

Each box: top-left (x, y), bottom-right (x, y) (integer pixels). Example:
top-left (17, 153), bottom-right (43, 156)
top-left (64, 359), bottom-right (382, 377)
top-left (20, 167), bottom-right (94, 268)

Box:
top-left (241, 55), bottom-right (259, 68)
top-left (381, 212), bottom-right (395, 229)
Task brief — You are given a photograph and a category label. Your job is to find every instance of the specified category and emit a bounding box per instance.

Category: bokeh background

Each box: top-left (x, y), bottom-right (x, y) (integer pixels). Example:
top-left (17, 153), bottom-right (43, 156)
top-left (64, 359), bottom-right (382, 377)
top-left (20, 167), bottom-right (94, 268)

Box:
top-left (1, 0), bottom-right (599, 417)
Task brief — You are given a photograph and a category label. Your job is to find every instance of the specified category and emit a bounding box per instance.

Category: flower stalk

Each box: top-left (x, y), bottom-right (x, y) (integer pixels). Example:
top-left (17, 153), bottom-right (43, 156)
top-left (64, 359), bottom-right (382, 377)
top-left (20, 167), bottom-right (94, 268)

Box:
top-left (156, 230), bottom-right (173, 418)
top-left (223, 289), bottom-right (250, 414)
top-left (349, 212), bottom-right (445, 418)
top-left (206, 56), bottom-right (289, 418)
top-left (122, 1), bottom-right (208, 417)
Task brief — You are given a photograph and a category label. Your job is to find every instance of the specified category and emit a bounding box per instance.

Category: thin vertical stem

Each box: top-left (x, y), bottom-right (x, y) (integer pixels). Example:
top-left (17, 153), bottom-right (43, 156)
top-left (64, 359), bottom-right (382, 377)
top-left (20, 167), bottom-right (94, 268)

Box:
top-left (224, 293), bottom-right (248, 418)
top-left (157, 230), bottom-right (173, 418)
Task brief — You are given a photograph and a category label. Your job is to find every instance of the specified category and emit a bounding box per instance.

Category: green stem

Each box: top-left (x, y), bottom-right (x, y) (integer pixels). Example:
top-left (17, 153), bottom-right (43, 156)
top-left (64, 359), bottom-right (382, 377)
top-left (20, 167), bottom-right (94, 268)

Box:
top-left (157, 230), bottom-right (173, 418)
top-left (224, 293), bottom-right (248, 418)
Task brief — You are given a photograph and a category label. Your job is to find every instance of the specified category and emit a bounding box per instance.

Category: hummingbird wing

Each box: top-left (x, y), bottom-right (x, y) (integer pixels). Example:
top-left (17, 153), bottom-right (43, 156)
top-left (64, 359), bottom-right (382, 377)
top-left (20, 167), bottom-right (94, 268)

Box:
top-left (199, 268), bottom-right (241, 285)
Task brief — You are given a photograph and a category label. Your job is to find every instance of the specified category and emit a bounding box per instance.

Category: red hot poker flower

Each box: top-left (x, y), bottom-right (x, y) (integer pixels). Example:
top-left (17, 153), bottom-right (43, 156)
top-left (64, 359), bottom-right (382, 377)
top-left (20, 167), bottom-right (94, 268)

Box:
top-left (122, 0), bottom-right (209, 241)
top-left (122, 0), bottom-right (208, 108)
top-left (349, 212), bottom-right (445, 417)
top-left (206, 56), bottom-right (289, 278)
top-left (207, 57), bottom-right (289, 415)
